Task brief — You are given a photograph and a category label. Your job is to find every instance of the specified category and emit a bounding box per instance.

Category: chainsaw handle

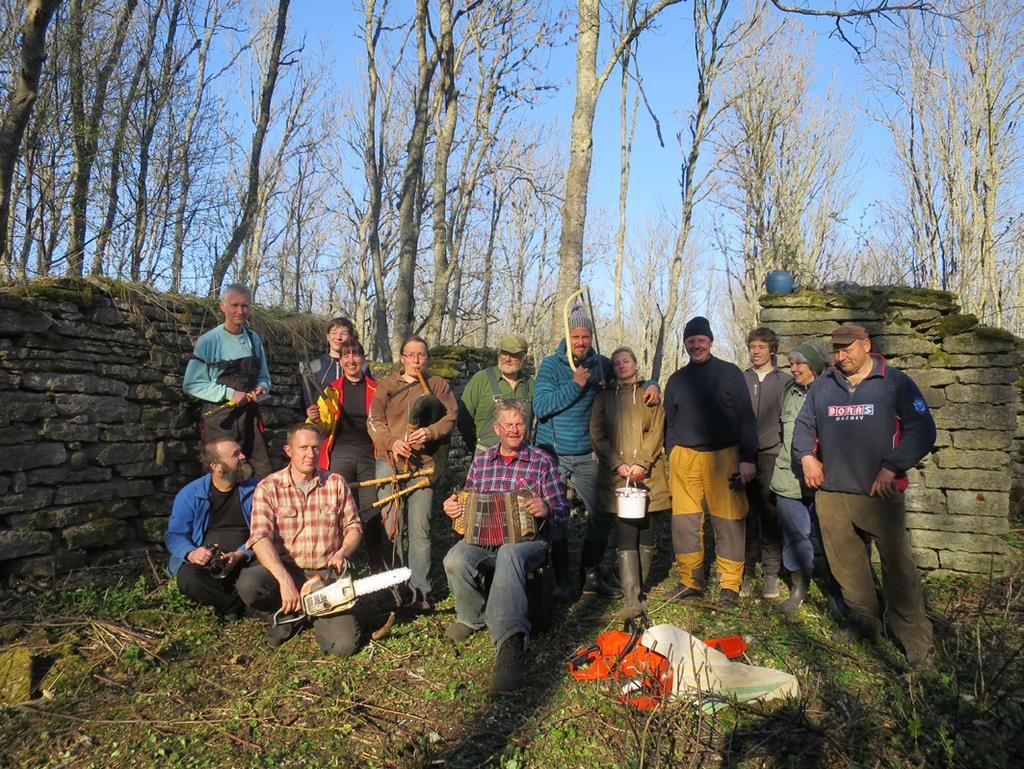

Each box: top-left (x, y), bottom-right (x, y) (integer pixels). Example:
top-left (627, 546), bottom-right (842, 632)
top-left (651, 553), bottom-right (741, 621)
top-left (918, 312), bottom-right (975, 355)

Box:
top-left (271, 609), bottom-right (307, 628)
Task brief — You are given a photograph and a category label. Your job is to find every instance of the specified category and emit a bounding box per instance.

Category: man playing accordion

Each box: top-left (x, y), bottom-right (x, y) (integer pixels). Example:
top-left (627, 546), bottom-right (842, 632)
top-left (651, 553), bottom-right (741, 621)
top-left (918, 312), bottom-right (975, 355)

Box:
top-left (442, 399), bottom-right (569, 693)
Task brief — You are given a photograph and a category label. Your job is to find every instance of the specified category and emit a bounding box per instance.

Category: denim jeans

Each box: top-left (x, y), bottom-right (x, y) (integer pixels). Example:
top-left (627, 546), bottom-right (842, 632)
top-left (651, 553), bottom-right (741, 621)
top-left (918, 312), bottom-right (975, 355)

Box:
top-left (376, 459), bottom-right (434, 598)
top-left (776, 495), bottom-right (816, 572)
top-left (552, 451), bottom-right (611, 546)
top-left (443, 538), bottom-right (550, 647)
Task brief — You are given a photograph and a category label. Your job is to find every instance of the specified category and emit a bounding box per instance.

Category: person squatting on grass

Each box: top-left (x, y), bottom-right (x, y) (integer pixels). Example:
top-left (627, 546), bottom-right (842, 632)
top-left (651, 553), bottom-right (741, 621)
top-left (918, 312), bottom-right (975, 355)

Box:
top-left (238, 424), bottom-right (363, 655)
top-left (165, 437), bottom-right (256, 618)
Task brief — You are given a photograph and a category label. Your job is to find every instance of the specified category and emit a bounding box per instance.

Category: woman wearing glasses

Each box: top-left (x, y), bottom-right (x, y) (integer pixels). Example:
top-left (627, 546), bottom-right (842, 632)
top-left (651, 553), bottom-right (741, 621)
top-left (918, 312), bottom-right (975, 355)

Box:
top-left (368, 336), bottom-right (457, 611)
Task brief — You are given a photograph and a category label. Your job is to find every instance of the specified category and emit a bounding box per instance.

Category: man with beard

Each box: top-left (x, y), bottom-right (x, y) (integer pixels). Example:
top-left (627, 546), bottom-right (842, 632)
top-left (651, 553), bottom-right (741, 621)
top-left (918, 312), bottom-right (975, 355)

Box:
top-left (534, 309), bottom-right (659, 599)
top-left (165, 437), bottom-right (257, 617)
top-left (458, 333), bottom-right (535, 454)
top-left (663, 316), bottom-right (757, 609)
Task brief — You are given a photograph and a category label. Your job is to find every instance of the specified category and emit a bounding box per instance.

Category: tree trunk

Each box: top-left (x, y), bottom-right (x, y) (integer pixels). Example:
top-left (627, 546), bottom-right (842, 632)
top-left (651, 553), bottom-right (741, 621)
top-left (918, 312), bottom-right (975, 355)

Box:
top-left (209, 0), bottom-right (291, 297)
top-left (66, 0), bottom-right (138, 276)
top-left (391, 0), bottom-right (441, 356)
top-left (0, 0), bottom-right (61, 274)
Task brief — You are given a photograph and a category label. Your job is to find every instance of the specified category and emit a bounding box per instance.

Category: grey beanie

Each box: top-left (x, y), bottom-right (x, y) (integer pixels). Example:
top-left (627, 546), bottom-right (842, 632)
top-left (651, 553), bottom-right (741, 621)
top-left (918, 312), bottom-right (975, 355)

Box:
top-left (567, 305), bottom-right (594, 332)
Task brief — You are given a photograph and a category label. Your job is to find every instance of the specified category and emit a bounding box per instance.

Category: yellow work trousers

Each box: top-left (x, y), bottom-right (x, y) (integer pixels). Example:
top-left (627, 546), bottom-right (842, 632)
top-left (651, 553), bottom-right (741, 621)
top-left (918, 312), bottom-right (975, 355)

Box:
top-left (669, 445), bottom-right (748, 593)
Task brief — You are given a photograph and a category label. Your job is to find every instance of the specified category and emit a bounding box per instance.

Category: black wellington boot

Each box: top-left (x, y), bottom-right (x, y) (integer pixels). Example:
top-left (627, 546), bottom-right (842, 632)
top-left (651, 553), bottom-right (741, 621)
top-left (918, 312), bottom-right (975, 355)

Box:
top-left (780, 569), bottom-right (809, 615)
top-left (551, 538), bottom-right (571, 600)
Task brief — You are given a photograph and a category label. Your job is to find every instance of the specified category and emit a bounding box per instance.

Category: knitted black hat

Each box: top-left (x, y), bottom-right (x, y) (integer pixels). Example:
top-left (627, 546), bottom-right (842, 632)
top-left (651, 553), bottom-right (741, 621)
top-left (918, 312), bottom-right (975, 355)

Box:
top-left (683, 316), bottom-right (713, 341)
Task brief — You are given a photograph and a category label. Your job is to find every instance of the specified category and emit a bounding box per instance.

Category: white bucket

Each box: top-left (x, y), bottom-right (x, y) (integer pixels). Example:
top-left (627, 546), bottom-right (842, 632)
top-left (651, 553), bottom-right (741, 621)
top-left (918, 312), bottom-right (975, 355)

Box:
top-left (615, 483), bottom-right (648, 519)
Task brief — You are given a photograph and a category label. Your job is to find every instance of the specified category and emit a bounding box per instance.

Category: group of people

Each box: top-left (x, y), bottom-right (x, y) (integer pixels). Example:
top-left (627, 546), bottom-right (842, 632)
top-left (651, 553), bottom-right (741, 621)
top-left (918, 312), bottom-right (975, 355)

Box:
top-left (168, 282), bottom-right (938, 696)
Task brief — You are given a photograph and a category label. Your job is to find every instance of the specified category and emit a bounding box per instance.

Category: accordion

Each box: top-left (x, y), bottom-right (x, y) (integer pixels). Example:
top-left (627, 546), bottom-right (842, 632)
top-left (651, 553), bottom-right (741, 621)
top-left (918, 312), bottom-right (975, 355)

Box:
top-left (451, 489), bottom-right (538, 546)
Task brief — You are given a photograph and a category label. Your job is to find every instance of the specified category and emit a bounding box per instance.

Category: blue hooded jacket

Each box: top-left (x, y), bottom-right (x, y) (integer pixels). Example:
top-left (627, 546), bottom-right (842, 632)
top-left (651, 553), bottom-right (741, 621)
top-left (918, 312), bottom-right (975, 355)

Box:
top-left (533, 339), bottom-right (615, 456)
top-left (165, 474), bottom-right (257, 576)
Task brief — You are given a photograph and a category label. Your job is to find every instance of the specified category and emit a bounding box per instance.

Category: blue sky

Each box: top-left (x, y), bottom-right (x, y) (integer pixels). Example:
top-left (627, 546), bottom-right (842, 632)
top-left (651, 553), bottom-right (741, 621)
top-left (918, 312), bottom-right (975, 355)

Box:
top-left (289, 2), bottom-right (893, 224)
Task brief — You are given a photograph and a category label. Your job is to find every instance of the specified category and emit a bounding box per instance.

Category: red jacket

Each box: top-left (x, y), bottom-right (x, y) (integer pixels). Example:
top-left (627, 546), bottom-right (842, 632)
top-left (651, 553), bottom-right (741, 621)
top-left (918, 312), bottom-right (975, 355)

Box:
top-left (317, 374), bottom-right (377, 471)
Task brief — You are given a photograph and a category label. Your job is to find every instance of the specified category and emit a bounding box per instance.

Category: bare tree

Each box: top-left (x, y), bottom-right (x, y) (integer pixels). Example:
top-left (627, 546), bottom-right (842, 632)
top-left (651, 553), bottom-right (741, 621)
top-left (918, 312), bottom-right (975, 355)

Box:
top-left (0, 0), bottom-right (61, 274)
top-left (208, 0), bottom-right (291, 297)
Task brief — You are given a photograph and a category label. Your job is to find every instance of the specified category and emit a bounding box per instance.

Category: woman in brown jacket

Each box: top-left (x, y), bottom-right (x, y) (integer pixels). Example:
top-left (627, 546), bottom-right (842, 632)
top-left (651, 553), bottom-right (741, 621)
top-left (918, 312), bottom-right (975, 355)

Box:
top-left (368, 336), bottom-right (457, 611)
top-left (590, 347), bottom-right (671, 611)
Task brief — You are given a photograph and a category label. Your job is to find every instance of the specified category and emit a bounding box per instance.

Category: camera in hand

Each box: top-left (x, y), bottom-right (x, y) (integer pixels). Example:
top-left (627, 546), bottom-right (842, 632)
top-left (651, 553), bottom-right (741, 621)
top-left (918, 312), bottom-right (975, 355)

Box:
top-left (204, 544), bottom-right (230, 578)
top-left (728, 472), bottom-right (744, 491)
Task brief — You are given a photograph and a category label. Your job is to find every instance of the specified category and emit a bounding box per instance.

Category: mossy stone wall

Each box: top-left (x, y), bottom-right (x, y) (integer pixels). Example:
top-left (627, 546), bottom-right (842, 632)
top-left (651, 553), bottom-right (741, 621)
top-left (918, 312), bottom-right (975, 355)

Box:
top-left (760, 287), bottom-right (1024, 575)
top-left (0, 278), bottom-right (492, 578)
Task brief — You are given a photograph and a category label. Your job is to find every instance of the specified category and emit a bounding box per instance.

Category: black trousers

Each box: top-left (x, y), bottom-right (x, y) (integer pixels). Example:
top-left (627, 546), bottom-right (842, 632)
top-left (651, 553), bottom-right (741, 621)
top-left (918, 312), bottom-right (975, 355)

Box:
top-left (236, 563), bottom-right (361, 657)
top-left (329, 449), bottom-right (392, 573)
top-left (202, 401), bottom-right (272, 478)
top-left (176, 562), bottom-right (246, 616)
top-left (743, 450), bottom-right (782, 578)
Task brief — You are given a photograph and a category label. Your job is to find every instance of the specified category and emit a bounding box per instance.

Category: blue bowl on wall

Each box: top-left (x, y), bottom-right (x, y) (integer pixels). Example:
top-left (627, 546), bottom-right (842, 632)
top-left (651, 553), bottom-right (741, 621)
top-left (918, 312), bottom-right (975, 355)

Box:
top-left (765, 270), bottom-right (794, 294)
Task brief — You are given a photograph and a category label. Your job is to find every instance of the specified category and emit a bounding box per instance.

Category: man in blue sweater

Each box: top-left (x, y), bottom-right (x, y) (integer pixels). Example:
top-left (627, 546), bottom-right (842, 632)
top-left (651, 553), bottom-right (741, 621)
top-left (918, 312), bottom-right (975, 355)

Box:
top-left (533, 309), bottom-right (658, 599)
top-left (792, 325), bottom-right (936, 671)
top-left (165, 437), bottom-right (256, 616)
top-left (183, 284), bottom-right (273, 477)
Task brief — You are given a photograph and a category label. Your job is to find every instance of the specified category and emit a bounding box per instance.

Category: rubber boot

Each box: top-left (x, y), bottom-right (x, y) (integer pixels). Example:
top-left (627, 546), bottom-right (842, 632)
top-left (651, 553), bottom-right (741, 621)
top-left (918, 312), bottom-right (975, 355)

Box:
top-left (780, 569), bottom-right (809, 615)
top-left (639, 545), bottom-right (656, 589)
top-left (551, 538), bottom-right (571, 601)
top-left (581, 539), bottom-right (621, 598)
top-left (617, 550), bottom-right (643, 611)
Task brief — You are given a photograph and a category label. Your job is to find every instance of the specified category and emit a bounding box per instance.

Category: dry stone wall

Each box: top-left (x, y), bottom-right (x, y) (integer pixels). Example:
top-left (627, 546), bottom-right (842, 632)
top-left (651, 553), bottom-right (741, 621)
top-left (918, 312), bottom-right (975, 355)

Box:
top-left (0, 277), bottom-right (493, 578)
top-left (759, 287), bottom-right (1024, 575)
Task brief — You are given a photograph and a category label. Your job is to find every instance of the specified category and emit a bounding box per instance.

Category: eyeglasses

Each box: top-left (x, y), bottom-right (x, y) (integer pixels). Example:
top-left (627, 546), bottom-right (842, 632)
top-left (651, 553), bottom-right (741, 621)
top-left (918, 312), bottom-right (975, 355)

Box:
top-left (402, 352), bottom-right (427, 360)
top-left (498, 350), bottom-right (525, 358)
top-left (496, 422), bottom-right (525, 433)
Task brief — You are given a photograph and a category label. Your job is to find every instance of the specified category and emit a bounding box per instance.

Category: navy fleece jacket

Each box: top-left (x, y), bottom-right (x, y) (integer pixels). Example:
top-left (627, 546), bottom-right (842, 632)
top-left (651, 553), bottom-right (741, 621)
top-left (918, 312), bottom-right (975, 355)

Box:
top-left (791, 354), bottom-right (936, 495)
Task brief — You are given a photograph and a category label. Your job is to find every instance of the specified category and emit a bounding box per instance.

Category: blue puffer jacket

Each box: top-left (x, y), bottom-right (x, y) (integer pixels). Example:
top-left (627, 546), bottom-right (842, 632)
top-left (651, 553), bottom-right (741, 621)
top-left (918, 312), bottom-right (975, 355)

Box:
top-left (533, 340), bottom-right (614, 456)
top-left (165, 474), bottom-right (257, 576)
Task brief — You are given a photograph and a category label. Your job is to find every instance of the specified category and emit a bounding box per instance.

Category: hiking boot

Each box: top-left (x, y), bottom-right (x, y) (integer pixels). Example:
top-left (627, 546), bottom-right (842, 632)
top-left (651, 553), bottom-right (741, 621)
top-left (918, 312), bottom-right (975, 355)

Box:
top-left (718, 589), bottom-right (740, 609)
top-left (445, 622), bottom-right (479, 642)
top-left (666, 584), bottom-right (703, 603)
top-left (492, 633), bottom-right (526, 693)
top-left (740, 575), bottom-right (755, 598)
top-left (762, 574), bottom-right (781, 599)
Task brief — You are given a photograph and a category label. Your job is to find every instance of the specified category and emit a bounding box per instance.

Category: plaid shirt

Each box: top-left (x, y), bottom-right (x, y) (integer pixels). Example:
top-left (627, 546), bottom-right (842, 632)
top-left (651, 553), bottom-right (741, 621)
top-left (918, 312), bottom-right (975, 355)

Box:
top-left (464, 443), bottom-right (569, 539)
top-left (247, 467), bottom-right (361, 569)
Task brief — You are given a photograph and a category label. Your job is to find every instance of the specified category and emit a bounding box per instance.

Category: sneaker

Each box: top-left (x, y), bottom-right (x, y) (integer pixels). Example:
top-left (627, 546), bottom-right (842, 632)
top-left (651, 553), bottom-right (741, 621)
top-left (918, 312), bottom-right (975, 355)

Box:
top-left (761, 575), bottom-right (781, 599)
top-left (492, 633), bottom-right (526, 693)
top-left (666, 584), bottom-right (703, 603)
top-left (718, 589), bottom-right (740, 609)
top-left (445, 622), bottom-right (479, 642)
top-left (739, 576), bottom-right (754, 598)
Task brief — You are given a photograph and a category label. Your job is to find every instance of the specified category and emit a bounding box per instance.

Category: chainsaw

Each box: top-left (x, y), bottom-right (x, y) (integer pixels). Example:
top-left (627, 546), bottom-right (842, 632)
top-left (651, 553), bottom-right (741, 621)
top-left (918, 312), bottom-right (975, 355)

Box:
top-left (273, 566), bottom-right (411, 626)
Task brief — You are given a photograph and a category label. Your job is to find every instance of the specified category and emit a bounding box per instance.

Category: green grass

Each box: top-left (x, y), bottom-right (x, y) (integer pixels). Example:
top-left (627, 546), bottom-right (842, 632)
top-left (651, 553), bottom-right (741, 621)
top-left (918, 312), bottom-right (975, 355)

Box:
top-left (1, 523), bottom-right (1022, 769)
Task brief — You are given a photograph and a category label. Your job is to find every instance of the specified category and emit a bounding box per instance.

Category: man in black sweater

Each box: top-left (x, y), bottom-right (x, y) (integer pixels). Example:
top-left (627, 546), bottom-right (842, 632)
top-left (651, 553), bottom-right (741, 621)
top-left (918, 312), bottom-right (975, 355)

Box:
top-left (792, 325), bottom-right (936, 671)
top-left (663, 316), bottom-right (757, 608)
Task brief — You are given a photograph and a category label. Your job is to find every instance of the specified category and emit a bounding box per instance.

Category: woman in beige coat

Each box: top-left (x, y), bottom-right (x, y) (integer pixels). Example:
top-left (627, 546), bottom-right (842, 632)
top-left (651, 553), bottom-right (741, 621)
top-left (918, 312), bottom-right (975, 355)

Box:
top-left (590, 347), bottom-right (671, 610)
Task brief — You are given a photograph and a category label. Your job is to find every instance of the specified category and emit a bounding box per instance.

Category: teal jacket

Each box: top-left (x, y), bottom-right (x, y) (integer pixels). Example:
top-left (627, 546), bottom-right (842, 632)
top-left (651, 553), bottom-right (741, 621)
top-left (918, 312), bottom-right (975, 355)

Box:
top-left (533, 340), bottom-right (614, 456)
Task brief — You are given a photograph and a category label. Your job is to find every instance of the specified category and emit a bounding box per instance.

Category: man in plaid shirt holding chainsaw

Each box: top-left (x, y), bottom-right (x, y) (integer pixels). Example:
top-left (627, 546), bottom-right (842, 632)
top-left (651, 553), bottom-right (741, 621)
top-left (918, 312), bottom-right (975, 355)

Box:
top-left (238, 423), bottom-right (363, 654)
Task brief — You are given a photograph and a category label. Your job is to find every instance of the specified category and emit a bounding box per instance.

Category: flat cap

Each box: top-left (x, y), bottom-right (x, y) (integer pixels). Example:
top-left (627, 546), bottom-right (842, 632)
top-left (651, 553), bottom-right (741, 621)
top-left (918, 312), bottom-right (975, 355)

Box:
top-left (831, 324), bottom-right (869, 346)
top-left (497, 333), bottom-right (528, 354)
